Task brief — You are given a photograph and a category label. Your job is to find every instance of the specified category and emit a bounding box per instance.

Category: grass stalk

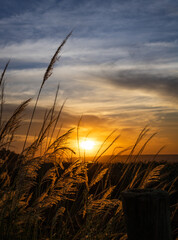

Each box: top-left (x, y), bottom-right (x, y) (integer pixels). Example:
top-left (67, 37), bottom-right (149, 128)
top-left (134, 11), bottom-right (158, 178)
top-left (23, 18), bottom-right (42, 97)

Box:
top-left (22, 32), bottom-right (72, 152)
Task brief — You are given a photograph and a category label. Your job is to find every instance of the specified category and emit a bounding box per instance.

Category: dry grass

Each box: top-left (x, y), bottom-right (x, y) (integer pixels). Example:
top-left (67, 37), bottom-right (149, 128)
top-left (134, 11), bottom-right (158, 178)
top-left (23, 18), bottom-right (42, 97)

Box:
top-left (0, 34), bottom-right (177, 240)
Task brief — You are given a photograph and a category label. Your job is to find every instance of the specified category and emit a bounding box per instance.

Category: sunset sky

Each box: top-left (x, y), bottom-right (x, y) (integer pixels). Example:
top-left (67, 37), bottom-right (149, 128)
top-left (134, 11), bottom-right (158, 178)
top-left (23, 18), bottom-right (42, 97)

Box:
top-left (0, 0), bottom-right (178, 155)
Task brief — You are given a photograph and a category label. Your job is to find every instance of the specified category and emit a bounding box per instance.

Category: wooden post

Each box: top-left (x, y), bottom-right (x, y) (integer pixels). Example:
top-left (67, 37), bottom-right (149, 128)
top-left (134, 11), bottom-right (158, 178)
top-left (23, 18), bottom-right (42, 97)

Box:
top-left (121, 189), bottom-right (172, 240)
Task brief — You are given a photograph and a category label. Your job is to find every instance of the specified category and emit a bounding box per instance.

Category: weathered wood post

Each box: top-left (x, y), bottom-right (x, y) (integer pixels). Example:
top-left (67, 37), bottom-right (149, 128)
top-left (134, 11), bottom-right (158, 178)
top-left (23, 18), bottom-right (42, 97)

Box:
top-left (121, 189), bottom-right (172, 240)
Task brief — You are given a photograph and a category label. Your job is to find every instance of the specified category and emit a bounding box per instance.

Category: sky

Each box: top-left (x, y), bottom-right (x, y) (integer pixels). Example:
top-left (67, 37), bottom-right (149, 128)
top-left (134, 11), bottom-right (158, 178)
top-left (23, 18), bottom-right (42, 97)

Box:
top-left (0, 0), bottom-right (178, 155)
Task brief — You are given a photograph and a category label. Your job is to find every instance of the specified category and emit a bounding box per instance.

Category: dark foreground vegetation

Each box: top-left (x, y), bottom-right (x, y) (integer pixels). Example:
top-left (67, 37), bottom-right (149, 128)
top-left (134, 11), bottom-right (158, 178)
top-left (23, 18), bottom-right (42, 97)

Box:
top-left (0, 148), bottom-right (177, 239)
top-left (0, 34), bottom-right (177, 239)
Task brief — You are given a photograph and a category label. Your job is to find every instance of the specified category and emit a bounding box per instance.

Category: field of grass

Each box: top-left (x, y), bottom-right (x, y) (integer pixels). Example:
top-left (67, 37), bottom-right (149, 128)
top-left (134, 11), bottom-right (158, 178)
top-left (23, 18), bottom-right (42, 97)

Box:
top-left (0, 35), bottom-right (177, 240)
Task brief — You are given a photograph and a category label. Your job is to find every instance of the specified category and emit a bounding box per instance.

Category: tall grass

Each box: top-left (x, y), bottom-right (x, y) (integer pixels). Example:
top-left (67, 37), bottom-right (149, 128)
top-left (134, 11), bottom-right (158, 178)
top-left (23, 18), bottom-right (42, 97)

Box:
top-left (0, 34), bottom-right (177, 240)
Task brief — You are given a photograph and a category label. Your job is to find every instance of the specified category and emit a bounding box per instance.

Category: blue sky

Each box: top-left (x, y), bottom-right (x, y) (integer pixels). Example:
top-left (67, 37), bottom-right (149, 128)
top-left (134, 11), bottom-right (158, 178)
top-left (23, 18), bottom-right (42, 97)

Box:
top-left (0, 0), bottom-right (178, 153)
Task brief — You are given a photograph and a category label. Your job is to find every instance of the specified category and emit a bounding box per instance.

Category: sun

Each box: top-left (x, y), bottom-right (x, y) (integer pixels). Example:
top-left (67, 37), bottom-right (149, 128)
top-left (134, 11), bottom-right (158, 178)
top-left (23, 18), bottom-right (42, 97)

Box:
top-left (80, 140), bottom-right (95, 151)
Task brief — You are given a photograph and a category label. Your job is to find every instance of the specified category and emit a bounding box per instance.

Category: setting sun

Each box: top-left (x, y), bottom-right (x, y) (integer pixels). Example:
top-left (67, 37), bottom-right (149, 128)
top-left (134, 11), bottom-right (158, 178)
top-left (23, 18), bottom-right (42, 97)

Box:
top-left (80, 140), bottom-right (95, 151)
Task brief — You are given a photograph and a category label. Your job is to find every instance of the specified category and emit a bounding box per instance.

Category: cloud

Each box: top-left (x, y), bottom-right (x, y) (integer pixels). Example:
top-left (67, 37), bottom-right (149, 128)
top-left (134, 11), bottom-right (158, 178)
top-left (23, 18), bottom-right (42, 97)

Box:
top-left (102, 69), bottom-right (178, 101)
top-left (0, 0), bottom-right (178, 45)
top-left (0, 0), bottom-right (178, 73)
top-left (2, 102), bottom-right (113, 136)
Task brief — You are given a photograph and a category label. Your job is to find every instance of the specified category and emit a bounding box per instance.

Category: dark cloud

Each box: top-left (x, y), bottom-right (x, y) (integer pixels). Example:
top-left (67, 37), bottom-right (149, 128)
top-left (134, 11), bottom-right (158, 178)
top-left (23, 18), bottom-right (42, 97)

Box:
top-left (104, 70), bottom-right (178, 101)
top-left (0, 58), bottom-right (47, 70)
top-left (2, 103), bottom-right (112, 135)
top-left (155, 111), bottom-right (178, 128)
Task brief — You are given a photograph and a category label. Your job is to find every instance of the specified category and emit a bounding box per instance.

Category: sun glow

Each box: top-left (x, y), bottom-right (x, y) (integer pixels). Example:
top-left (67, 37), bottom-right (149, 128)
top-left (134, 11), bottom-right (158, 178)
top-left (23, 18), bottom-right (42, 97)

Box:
top-left (80, 140), bottom-right (95, 151)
